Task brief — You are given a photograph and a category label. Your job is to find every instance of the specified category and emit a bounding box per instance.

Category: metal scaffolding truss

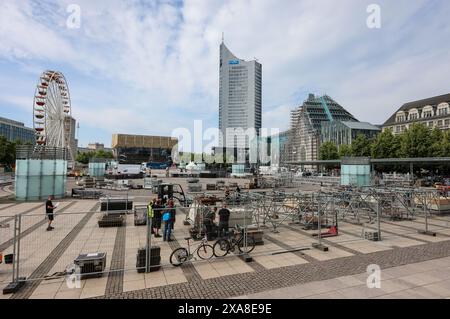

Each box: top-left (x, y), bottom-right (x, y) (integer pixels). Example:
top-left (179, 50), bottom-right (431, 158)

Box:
top-left (182, 185), bottom-right (449, 236)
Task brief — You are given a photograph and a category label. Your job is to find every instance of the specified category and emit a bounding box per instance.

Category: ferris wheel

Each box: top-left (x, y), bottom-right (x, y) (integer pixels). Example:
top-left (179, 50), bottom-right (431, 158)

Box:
top-left (33, 70), bottom-right (72, 156)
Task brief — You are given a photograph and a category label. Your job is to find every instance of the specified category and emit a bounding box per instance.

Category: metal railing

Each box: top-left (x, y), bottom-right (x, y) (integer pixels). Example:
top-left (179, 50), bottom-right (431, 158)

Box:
top-left (16, 145), bottom-right (68, 160)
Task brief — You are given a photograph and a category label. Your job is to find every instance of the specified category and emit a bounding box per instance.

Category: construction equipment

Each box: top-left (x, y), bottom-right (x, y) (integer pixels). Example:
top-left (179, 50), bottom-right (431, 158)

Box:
top-left (312, 225), bottom-right (338, 238)
top-left (157, 183), bottom-right (190, 207)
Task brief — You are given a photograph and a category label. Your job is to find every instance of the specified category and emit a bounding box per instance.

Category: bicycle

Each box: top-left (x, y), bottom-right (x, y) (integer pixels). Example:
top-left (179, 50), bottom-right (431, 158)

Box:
top-left (169, 235), bottom-right (214, 266)
top-left (213, 225), bottom-right (256, 257)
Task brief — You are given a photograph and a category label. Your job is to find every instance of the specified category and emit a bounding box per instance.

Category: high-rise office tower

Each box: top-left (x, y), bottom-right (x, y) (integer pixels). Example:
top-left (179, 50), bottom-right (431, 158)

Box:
top-left (219, 41), bottom-right (262, 149)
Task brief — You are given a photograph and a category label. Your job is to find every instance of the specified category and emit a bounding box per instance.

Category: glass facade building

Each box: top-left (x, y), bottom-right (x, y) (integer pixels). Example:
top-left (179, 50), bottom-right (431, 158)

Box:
top-left (321, 121), bottom-right (381, 146)
top-left (285, 94), bottom-right (357, 165)
top-left (219, 41), bottom-right (262, 148)
top-left (0, 116), bottom-right (35, 144)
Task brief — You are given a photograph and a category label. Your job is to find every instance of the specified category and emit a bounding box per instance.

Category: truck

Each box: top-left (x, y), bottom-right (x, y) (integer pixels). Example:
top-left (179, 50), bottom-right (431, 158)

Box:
top-left (116, 164), bottom-right (141, 175)
top-left (141, 162), bottom-right (169, 170)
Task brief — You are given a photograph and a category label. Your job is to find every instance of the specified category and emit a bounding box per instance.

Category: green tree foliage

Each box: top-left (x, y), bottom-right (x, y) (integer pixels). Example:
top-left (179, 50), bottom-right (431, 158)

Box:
top-left (319, 141), bottom-right (339, 160)
top-left (319, 123), bottom-right (448, 166)
top-left (429, 127), bottom-right (444, 157)
top-left (0, 136), bottom-right (23, 166)
top-left (399, 123), bottom-right (432, 158)
top-left (371, 129), bottom-right (400, 159)
top-left (95, 149), bottom-right (114, 159)
top-left (441, 131), bottom-right (450, 157)
top-left (76, 151), bottom-right (92, 164)
top-left (351, 134), bottom-right (372, 157)
top-left (76, 150), bottom-right (114, 164)
top-left (338, 144), bottom-right (352, 158)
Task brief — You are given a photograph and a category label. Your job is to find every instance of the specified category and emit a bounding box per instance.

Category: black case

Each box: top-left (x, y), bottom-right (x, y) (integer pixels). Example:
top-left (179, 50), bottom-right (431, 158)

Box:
top-left (98, 214), bottom-right (125, 227)
top-left (136, 247), bottom-right (161, 273)
top-left (74, 252), bottom-right (107, 279)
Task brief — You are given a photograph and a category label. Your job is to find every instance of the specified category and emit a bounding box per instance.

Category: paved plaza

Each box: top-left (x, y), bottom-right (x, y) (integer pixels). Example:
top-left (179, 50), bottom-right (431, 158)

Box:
top-left (1, 183), bottom-right (450, 299)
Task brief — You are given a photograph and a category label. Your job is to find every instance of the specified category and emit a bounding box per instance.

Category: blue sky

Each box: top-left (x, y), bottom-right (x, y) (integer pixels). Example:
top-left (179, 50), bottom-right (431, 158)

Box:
top-left (1, 0), bottom-right (450, 148)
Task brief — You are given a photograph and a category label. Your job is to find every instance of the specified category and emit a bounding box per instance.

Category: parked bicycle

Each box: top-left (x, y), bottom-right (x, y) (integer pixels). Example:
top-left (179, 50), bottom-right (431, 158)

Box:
top-left (213, 225), bottom-right (256, 257)
top-left (170, 235), bottom-right (214, 266)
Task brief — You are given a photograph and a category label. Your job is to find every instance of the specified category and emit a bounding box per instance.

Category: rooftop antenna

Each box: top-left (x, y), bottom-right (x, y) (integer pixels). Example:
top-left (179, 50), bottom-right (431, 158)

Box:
top-left (222, 32), bottom-right (224, 43)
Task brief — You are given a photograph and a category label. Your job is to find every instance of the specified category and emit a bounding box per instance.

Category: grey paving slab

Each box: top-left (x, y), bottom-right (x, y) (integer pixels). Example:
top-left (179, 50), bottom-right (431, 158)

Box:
top-left (10, 203), bottom-right (100, 299)
top-left (98, 239), bottom-right (450, 299)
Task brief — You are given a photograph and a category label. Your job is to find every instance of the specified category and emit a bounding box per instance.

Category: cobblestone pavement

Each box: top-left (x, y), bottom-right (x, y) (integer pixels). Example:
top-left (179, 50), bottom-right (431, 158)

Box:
top-left (167, 235), bottom-right (202, 282)
top-left (97, 238), bottom-right (450, 299)
top-left (105, 225), bottom-right (127, 295)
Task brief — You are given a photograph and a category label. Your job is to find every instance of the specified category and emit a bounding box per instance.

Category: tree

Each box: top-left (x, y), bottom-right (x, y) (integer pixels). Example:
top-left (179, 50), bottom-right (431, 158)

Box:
top-left (319, 141), bottom-right (339, 160)
top-left (371, 129), bottom-right (401, 159)
top-left (351, 134), bottom-right (372, 157)
top-left (441, 131), bottom-right (450, 157)
top-left (339, 144), bottom-right (352, 158)
top-left (94, 149), bottom-right (114, 159)
top-left (76, 149), bottom-right (114, 164)
top-left (76, 151), bottom-right (91, 164)
top-left (400, 123), bottom-right (432, 158)
top-left (429, 127), bottom-right (444, 157)
top-left (0, 136), bottom-right (21, 166)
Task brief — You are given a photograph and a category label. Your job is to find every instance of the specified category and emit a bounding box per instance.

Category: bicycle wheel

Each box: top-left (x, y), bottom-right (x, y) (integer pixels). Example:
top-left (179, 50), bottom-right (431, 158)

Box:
top-left (213, 239), bottom-right (231, 257)
top-left (238, 236), bottom-right (256, 254)
top-left (197, 244), bottom-right (214, 260)
top-left (170, 247), bottom-right (189, 266)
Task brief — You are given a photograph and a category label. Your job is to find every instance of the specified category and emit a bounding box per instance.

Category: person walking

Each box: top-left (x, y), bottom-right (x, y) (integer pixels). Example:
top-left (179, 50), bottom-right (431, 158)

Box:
top-left (147, 198), bottom-right (156, 235)
top-left (46, 195), bottom-right (57, 231)
top-left (163, 200), bottom-right (176, 242)
top-left (152, 199), bottom-right (163, 238)
top-left (218, 203), bottom-right (231, 238)
top-left (236, 185), bottom-right (241, 204)
top-left (224, 187), bottom-right (230, 202)
top-left (203, 207), bottom-right (217, 241)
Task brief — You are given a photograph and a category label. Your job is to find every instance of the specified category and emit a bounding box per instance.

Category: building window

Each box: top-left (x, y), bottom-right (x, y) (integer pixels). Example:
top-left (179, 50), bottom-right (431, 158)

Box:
top-left (396, 115), bottom-right (405, 122)
top-left (438, 120), bottom-right (443, 127)
top-left (438, 108), bottom-right (449, 116)
top-left (423, 111), bottom-right (433, 118)
top-left (395, 126), bottom-right (400, 133)
top-left (428, 121), bottom-right (434, 127)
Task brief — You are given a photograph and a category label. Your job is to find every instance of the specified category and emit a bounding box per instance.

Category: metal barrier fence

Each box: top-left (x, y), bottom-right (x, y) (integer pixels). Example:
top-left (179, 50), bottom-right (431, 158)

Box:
top-left (2, 186), bottom-right (448, 297)
top-left (1, 201), bottom-right (261, 296)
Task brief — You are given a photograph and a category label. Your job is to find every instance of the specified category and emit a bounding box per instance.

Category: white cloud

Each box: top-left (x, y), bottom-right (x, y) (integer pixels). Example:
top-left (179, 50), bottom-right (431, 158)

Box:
top-left (1, 0), bottom-right (450, 146)
top-left (262, 103), bottom-right (293, 132)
